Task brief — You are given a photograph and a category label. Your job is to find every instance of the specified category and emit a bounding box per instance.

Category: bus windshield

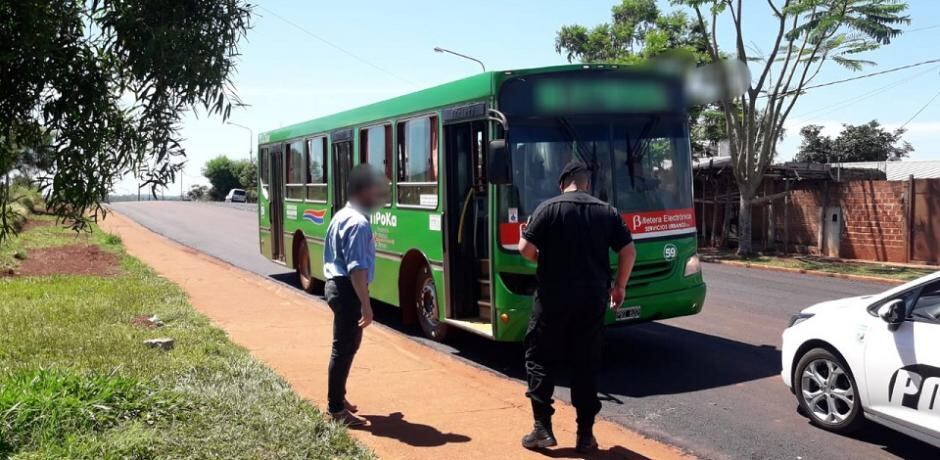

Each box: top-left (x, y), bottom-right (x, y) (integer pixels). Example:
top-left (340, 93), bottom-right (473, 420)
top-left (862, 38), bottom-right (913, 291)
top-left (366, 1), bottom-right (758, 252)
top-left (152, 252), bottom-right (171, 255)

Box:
top-left (500, 114), bottom-right (692, 222)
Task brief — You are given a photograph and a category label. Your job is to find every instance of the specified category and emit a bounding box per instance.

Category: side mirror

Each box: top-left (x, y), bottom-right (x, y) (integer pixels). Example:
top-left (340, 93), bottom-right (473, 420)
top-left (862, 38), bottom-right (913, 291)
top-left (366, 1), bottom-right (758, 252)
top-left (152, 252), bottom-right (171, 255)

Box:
top-left (486, 139), bottom-right (513, 185)
top-left (878, 299), bottom-right (906, 331)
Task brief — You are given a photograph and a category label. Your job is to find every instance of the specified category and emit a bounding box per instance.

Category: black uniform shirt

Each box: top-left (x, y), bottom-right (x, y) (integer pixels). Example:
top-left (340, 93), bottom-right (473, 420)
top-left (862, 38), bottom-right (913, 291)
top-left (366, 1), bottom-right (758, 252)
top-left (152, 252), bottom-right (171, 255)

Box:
top-left (522, 191), bottom-right (633, 290)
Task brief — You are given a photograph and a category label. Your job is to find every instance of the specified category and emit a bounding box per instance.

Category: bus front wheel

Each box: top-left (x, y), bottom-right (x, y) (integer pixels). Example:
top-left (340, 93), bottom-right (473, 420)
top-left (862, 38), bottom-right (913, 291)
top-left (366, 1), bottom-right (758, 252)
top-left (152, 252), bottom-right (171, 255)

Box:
top-left (415, 267), bottom-right (448, 341)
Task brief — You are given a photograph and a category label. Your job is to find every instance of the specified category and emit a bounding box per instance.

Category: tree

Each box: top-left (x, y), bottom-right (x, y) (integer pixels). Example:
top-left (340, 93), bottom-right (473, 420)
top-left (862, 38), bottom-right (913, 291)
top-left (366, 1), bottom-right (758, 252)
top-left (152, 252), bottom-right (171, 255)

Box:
top-left (794, 124), bottom-right (834, 163)
top-left (555, 0), bottom-right (729, 157)
top-left (555, 0), bottom-right (709, 64)
top-left (795, 120), bottom-right (912, 163)
top-left (202, 156), bottom-right (254, 200)
top-left (0, 0), bottom-right (252, 239)
top-left (675, 0), bottom-right (909, 255)
top-left (203, 156), bottom-right (241, 200)
top-left (238, 161), bottom-right (258, 191)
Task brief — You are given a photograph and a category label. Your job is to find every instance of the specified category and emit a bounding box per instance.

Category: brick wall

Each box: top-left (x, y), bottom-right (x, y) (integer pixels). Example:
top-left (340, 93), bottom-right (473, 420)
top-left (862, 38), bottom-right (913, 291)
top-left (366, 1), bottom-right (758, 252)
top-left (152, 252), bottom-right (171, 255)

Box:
top-left (771, 180), bottom-right (908, 262)
top-left (834, 181), bottom-right (907, 262)
top-left (697, 174), bottom-right (939, 263)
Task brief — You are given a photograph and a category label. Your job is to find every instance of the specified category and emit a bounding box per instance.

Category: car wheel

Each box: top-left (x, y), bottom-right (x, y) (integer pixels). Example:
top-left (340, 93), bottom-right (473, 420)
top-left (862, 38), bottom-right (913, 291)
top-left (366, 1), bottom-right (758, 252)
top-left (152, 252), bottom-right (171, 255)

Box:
top-left (794, 348), bottom-right (865, 433)
top-left (415, 266), bottom-right (448, 342)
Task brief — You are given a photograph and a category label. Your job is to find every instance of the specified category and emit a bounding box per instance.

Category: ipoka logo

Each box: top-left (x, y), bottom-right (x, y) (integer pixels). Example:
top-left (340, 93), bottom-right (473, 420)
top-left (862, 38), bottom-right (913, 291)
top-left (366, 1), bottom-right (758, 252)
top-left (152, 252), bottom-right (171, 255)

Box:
top-left (303, 209), bottom-right (326, 225)
top-left (372, 211), bottom-right (398, 227)
top-left (888, 364), bottom-right (940, 412)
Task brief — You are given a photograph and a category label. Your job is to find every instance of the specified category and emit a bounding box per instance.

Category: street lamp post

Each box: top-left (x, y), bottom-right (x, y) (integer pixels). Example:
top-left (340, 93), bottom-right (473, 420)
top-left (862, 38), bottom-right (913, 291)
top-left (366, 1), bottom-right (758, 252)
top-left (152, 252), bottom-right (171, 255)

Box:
top-left (227, 122), bottom-right (253, 163)
top-left (433, 47), bottom-right (486, 72)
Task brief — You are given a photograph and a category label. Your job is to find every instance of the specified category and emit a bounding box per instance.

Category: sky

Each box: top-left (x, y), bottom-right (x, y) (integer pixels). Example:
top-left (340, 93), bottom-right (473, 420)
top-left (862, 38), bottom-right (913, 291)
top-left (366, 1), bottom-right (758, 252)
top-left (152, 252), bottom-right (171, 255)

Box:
top-left (115, 0), bottom-right (940, 195)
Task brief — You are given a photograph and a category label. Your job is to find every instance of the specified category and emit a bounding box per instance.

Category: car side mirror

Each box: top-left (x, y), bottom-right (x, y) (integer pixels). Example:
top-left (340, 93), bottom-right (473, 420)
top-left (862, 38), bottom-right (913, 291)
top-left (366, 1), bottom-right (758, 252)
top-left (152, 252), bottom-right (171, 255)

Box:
top-left (486, 139), bottom-right (512, 185)
top-left (877, 299), bottom-right (906, 332)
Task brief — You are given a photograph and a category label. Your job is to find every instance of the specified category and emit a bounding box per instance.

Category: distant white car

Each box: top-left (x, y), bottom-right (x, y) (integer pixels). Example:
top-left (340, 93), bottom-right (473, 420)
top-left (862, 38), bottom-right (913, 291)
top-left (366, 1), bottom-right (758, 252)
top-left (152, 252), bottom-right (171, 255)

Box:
top-left (782, 272), bottom-right (940, 448)
top-left (225, 188), bottom-right (247, 203)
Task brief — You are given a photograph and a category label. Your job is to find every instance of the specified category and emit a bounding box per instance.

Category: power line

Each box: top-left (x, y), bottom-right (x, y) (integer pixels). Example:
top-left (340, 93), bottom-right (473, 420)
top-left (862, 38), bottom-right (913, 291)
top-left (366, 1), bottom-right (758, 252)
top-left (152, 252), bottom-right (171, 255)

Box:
top-left (906, 24), bottom-right (940, 33)
top-left (900, 88), bottom-right (940, 130)
top-left (772, 58), bottom-right (940, 98)
top-left (256, 5), bottom-right (417, 86)
top-left (796, 65), bottom-right (940, 121)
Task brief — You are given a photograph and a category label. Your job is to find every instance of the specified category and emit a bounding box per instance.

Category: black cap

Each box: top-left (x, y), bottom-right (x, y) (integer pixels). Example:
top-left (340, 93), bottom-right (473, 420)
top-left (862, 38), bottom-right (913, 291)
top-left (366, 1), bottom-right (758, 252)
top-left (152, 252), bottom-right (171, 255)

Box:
top-left (558, 159), bottom-right (591, 186)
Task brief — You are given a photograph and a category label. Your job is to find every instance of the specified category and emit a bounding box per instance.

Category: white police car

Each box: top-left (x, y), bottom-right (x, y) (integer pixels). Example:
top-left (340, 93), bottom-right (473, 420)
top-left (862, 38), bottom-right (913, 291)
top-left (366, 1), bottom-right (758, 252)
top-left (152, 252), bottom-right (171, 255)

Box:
top-left (781, 272), bottom-right (940, 448)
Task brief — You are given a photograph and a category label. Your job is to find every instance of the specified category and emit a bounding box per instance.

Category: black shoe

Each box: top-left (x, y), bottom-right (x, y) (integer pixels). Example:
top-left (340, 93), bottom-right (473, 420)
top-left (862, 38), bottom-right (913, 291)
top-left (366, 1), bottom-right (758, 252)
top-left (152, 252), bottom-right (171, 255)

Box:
top-left (521, 422), bottom-right (557, 450)
top-left (575, 434), bottom-right (598, 453)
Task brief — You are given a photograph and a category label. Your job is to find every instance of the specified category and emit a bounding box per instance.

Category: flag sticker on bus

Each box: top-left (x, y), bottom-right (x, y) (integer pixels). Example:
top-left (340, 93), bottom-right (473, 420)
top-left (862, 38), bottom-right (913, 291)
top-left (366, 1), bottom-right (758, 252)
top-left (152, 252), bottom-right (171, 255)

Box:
top-left (303, 209), bottom-right (326, 225)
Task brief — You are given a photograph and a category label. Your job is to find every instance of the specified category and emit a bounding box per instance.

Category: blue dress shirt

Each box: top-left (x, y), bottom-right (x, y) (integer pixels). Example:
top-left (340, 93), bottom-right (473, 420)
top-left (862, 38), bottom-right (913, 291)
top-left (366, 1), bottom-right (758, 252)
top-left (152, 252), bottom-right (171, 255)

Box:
top-left (323, 203), bottom-right (375, 283)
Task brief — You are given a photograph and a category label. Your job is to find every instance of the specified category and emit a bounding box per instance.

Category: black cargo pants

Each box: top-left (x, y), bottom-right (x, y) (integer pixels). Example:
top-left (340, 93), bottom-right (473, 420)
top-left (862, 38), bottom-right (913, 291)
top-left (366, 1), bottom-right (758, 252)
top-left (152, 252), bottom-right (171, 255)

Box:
top-left (524, 287), bottom-right (608, 435)
top-left (325, 277), bottom-right (363, 414)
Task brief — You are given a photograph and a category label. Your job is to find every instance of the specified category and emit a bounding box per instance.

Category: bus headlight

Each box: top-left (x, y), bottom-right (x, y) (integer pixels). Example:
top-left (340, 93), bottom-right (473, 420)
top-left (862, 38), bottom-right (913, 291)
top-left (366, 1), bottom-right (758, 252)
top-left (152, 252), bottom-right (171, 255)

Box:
top-left (683, 254), bottom-right (701, 277)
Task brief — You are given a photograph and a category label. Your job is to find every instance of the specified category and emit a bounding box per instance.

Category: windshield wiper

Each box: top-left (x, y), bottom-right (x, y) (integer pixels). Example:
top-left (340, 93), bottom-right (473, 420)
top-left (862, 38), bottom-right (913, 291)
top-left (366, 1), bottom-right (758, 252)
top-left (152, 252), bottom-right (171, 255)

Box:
top-left (627, 115), bottom-right (661, 163)
top-left (624, 115), bottom-right (661, 190)
top-left (556, 117), bottom-right (594, 166)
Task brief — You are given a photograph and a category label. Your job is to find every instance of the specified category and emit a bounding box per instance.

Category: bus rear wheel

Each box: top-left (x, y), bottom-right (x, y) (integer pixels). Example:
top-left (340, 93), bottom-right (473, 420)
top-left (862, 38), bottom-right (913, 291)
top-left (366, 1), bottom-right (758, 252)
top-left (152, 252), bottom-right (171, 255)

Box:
top-left (415, 267), bottom-right (448, 341)
top-left (295, 239), bottom-right (322, 294)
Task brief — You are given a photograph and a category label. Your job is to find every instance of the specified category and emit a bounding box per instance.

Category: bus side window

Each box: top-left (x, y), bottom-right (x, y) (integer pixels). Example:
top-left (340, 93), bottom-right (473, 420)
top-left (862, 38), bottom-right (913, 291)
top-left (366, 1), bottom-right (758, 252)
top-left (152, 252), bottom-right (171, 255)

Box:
top-left (286, 140), bottom-right (305, 200)
top-left (360, 124), bottom-right (393, 204)
top-left (259, 147), bottom-right (270, 193)
top-left (396, 115), bottom-right (439, 208)
top-left (306, 137), bottom-right (327, 202)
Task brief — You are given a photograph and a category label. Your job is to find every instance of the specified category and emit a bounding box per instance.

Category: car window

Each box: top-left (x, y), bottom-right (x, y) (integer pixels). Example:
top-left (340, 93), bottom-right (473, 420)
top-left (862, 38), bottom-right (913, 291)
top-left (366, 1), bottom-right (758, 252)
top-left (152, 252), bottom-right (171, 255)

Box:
top-left (911, 280), bottom-right (940, 323)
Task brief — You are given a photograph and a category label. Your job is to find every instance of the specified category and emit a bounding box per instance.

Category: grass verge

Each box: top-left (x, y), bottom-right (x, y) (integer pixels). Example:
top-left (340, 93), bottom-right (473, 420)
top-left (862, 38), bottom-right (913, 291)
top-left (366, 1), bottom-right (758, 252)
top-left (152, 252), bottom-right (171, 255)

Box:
top-left (702, 252), bottom-right (935, 282)
top-left (0, 218), bottom-right (373, 459)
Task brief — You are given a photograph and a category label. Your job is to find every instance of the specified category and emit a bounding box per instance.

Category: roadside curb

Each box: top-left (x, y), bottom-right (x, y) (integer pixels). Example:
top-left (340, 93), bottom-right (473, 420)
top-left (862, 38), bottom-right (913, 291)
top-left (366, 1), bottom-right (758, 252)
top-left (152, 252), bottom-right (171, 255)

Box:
top-left (702, 258), bottom-right (905, 285)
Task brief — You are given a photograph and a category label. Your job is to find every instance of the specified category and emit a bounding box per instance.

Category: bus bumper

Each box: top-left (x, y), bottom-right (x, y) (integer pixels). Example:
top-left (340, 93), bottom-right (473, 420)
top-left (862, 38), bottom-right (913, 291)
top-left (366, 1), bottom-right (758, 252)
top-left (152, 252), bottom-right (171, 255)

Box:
top-left (492, 282), bottom-right (706, 341)
top-left (603, 282), bottom-right (706, 326)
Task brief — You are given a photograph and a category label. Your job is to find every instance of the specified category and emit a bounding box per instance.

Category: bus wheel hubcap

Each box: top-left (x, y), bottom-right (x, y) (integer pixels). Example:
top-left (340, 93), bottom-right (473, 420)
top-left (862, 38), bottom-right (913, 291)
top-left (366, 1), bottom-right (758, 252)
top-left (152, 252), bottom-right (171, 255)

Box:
top-left (801, 358), bottom-right (854, 425)
top-left (418, 279), bottom-right (438, 325)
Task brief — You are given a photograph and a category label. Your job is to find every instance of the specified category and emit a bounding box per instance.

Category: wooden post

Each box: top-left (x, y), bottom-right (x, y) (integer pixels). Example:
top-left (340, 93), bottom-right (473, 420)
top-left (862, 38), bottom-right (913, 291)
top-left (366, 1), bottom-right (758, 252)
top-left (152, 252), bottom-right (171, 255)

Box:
top-left (710, 185), bottom-right (720, 247)
top-left (905, 174), bottom-right (914, 263)
top-left (700, 179), bottom-right (707, 241)
top-left (721, 201), bottom-right (732, 248)
top-left (767, 201), bottom-right (775, 251)
top-left (783, 180), bottom-right (791, 254)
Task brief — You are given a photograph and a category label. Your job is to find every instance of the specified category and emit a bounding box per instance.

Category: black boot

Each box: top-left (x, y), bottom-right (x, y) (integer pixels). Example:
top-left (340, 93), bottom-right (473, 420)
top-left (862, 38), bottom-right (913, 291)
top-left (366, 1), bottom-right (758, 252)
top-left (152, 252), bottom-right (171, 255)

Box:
top-left (521, 421), bottom-right (557, 449)
top-left (575, 433), bottom-right (598, 453)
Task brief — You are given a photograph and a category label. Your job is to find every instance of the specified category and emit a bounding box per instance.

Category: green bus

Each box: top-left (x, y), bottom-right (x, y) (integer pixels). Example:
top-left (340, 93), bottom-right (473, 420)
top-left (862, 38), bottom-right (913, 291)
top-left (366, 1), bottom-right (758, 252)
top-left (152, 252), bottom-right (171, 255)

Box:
top-left (257, 64), bottom-right (706, 342)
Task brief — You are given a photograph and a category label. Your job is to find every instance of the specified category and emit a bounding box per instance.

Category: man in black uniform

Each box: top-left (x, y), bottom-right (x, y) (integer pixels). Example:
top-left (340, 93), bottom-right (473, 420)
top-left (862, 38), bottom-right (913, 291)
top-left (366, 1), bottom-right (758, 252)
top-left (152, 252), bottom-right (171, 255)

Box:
top-left (518, 160), bottom-right (636, 453)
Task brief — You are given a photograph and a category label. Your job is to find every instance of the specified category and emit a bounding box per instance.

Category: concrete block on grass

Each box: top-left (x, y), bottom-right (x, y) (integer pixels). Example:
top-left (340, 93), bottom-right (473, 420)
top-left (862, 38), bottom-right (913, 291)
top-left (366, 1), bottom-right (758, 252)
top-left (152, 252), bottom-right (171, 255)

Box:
top-left (144, 337), bottom-right (175, 351)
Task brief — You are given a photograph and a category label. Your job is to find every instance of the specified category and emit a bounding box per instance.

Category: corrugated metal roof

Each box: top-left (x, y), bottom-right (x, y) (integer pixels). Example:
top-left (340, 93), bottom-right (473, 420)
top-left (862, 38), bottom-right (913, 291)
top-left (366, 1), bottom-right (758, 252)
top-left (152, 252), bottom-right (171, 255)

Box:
top-left (832, 161), bottom-right (940, 180)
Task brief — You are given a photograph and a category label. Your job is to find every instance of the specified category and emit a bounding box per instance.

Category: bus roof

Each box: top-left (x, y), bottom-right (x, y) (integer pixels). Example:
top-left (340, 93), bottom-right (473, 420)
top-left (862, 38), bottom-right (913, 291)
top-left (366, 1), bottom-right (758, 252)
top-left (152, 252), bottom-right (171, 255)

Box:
top-left (258, 63), bottom-right (670, 144)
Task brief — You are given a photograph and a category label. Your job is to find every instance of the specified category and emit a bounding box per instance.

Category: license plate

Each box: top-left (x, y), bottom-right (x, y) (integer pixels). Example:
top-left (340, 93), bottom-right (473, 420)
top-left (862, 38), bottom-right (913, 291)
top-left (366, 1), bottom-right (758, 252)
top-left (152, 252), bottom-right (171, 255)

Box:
top-left (616, 306), bottom-right (641, 321)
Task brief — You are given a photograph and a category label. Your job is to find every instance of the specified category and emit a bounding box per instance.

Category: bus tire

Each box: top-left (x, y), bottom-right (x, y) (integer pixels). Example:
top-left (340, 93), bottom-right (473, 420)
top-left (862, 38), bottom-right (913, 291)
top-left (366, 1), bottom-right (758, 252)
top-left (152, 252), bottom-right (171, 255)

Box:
top-left (295, 238), bottom-right (322, 295)
top-left (415, 266), bottom-right (448, 341)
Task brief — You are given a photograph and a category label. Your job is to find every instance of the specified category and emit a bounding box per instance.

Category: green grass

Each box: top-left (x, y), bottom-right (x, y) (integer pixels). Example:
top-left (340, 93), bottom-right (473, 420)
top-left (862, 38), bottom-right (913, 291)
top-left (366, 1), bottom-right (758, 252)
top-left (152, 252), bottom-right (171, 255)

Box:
top-left (704, 252), bottom-right (934, 282)
top-left (0, 221), bottom-right (373, 459)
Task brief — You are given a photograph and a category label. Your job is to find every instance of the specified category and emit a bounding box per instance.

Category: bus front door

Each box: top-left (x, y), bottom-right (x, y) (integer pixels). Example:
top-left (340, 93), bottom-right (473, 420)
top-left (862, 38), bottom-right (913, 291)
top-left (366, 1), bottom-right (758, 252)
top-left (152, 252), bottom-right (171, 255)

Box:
top-left (444, 120), bottom-right (490, 322)
top-left (270, 143), bottom-right (286, 262)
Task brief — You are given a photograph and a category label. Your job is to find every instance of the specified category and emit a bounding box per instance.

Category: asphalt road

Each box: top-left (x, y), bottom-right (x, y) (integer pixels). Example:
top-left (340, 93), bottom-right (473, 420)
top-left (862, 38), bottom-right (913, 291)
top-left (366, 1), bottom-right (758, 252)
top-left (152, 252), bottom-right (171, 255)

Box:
top-left (109, 201), bottom-right (937, 460)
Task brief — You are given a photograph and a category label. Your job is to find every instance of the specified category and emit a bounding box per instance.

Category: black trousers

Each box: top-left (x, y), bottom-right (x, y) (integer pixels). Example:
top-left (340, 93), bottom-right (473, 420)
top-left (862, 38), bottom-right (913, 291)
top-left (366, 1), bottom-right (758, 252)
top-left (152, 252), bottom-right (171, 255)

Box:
top-left (325, 277), bottom-right (363, 414)
top-left (524, 287), bottom-right (607, 435)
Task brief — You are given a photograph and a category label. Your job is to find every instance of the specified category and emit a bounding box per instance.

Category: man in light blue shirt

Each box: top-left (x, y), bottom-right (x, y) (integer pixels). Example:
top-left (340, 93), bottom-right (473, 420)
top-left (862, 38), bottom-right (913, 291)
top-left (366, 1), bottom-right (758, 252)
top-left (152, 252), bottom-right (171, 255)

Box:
top-left (322, 164), bottom-right (383, 426)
